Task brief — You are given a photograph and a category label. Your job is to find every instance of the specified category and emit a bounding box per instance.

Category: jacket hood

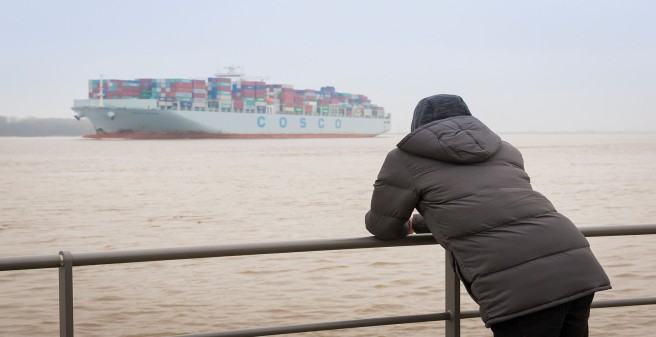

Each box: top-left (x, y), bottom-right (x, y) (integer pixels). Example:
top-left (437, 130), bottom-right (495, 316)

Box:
top-left (397, 116), bottom-right (502, 164)
top-left (411, 94), bottom-right (472, 131)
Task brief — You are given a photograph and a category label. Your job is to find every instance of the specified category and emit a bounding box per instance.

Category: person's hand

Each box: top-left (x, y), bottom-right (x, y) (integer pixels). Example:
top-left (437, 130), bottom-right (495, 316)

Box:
top-left (408, 215), bottom-right (415, 234)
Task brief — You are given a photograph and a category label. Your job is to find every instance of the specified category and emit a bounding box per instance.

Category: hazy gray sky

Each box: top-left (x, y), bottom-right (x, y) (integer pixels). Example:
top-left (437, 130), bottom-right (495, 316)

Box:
top-left (1, 0), bottom-right (654, 132)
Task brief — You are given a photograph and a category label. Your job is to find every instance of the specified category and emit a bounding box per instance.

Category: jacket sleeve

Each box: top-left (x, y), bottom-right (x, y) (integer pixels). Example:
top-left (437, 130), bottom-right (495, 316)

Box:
top-left (365, 150), bottom-right (419, 240)
top-left (411, 214), bottom-right (430, 233)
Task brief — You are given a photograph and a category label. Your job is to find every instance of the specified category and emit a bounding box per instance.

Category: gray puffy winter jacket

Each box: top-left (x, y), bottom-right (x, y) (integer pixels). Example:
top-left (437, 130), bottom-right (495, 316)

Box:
top-left (365, 116), bottom-right (610, 326)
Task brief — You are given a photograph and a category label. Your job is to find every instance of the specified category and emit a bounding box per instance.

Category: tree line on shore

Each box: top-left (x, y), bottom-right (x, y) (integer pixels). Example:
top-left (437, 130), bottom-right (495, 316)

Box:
top-left (0, 116), bottom-right (95, 136)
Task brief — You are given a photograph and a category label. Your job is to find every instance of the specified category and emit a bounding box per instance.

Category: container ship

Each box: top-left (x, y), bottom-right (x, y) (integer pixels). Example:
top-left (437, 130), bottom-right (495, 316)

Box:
top-left (72, 68), bottom-right (391, 139)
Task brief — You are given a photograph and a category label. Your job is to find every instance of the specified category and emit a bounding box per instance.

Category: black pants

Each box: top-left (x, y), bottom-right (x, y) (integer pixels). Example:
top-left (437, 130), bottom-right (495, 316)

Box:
top-left (491, 294), bottom-right (594, 337)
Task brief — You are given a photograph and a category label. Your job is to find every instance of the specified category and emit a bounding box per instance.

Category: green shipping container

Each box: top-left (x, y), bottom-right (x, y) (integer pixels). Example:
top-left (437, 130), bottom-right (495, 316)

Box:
top-left (294, 107), bottom-right (303, 113)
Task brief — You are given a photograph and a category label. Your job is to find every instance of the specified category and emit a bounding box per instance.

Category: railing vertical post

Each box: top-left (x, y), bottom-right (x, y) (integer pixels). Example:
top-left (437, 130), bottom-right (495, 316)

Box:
top-left (445, 250), bottom-right (460, 337)
top-left (59, 251), bottom-right (74, 337)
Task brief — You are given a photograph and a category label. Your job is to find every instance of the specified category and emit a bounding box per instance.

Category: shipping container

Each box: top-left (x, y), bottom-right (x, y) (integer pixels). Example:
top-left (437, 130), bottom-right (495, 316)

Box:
top-left (81, 75), bottom-right (385, 117)
top-left (241, 89), bottom-right (255, 97)
top-left (140, 90), bottom-right (152, 98)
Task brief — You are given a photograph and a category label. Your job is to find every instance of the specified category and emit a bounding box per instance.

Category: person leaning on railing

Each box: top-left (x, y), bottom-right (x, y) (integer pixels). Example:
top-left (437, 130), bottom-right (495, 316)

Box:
top-left (365, 94), bottom-right (611, 337)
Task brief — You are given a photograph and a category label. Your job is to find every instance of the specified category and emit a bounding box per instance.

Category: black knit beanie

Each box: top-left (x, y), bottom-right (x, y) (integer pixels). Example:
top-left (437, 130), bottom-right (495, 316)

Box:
top-left (411, 94), bottom-right (472, 131)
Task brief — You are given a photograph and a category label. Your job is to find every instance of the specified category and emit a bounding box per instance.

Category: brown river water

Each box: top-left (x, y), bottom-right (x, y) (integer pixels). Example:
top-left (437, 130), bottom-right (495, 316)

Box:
top-left (1, 134), bottom-right (655, 336)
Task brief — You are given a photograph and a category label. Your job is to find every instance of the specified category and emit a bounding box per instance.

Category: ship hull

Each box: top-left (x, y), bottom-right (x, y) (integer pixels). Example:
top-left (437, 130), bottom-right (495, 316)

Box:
top-left (73, 106), bottom-right (390, 139)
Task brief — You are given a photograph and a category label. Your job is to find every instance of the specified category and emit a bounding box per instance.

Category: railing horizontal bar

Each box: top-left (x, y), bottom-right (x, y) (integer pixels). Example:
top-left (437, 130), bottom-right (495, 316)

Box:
top-left (171, 313), bottom-right (451, 337)
top-left (0, 236), bottom-right (436, 271)
top-left (169, 297), bottom-right (656, 337)
top-left (580, 224), bottom-right (656, 237)
top-left (454, 297), bottom-right (656, 320)
top-left (460, 310), bottom-right (481, 319)
top-left (592, 297), bottom-right (656, 308)
top-left (0, 255), bottom-right (61, 271)
top-left (1, 225), bottom-right (655, 271)
top-left (72, 235), bottom-right (438, 267)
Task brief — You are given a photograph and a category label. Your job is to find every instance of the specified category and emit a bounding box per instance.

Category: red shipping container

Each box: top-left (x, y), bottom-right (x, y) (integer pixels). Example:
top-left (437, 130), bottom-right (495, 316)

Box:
top-left (138, 80), bottom-right (153, 88)
top-left (233, 100), bottom-right (244, 109)
top-left (171, 83), bottom-right (192, 90)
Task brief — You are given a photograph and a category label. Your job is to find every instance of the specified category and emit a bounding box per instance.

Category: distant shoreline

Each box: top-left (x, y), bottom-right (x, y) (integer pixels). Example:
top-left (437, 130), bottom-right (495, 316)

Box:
top-left (0, 116), bottom-right (94, 137)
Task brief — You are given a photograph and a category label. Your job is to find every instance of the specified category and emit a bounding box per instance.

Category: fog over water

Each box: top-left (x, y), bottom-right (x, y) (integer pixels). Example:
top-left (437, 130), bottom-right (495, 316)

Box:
top-left (1, 134), bottom-right (655, 336)
top-left (0, 116), bottom-right (94, 136)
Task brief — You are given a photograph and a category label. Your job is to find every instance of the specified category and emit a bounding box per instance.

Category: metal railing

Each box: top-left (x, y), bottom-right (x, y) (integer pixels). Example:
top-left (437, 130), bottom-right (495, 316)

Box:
top-left (1, 224), bottom-right (656, 337)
